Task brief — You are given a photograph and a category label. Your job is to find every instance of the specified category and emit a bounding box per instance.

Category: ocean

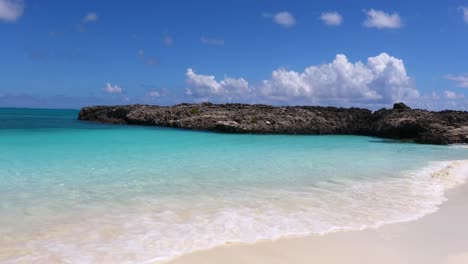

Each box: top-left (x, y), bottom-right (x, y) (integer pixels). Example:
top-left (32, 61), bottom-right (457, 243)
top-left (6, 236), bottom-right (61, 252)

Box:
top-left (1, 108), bottom-right (468, 263)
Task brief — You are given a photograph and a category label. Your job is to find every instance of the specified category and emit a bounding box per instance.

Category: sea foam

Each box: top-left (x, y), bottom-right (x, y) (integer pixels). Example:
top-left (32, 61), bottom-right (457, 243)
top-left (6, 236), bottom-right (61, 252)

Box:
top-left (2, 160), bottom-right (468, 264)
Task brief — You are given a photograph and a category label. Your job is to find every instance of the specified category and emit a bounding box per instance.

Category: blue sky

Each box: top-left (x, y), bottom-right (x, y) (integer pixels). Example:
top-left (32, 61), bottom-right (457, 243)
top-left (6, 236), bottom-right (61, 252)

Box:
top-left (1, 0), bottom-right (468, 109)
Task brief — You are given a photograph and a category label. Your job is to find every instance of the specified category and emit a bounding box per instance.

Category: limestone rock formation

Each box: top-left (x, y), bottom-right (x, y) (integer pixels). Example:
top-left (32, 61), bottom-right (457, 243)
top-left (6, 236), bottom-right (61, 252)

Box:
top-left (78, 102), bottom-right (468, 145)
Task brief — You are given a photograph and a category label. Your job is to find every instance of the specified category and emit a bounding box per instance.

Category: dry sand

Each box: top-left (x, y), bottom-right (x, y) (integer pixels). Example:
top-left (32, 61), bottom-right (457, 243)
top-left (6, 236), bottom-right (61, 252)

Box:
top-left (169, 183), bottom-right (468, 264)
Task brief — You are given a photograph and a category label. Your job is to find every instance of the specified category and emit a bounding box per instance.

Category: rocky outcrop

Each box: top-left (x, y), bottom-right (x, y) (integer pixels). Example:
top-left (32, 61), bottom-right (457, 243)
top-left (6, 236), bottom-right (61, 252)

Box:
top-left (78, 102), bottom-right (468, 145)
top-left (371, 106), bottom-right (468, 144)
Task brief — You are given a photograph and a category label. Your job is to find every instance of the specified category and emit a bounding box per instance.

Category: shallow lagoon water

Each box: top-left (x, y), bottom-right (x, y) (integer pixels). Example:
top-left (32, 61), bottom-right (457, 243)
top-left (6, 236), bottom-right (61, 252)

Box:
top-left (1, 108), bottom-right (468, 263)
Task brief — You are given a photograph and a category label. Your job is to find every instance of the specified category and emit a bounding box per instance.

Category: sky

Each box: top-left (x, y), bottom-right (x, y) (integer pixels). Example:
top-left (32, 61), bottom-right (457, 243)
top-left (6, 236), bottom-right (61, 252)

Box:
top-left (0, 0), bottom-right (468, 110)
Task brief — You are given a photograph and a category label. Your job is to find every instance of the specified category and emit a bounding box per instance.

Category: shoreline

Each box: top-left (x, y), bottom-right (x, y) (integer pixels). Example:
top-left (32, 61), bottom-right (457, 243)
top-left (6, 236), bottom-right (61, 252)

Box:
top-left (166, 160), bottom-right (468, 264)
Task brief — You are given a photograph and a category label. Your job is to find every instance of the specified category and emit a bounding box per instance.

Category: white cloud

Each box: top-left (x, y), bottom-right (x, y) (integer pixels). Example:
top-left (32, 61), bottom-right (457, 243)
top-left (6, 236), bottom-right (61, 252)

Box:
top-left (320, 12), bottom-right (343, 26)
top-left (263, 11), bottom-right (296, 28)
top-left (446, 73), bottom-right (468, 88)
top-left (444, 90), bottom-right (464, 99)
top-left (103, 83), bottom-right (122, 94)
top-left (146, 91), bottom-right (161, 98)
top-left (143, 87), bottom-right (168, 99)
top-left (82, 12), bottom-right (98, 23)
top-left (0, 0), bottom-right (24, 22)
top-left (185, 69), bottom-right (249, 100)
top-left (260, 53), bottom-right (418, 104)
top-left (274, 11), bottom-right (295, 27)
top-left (404, 91), bottom-right (468, 111)
top-left (200, 37), bottom-right (224, 45)
top-left (459, 6), bottom-right (468, 23)
top-left (184, 53), bottom-right (419, 106)
top-left (363, 9), bottom-right (402, 29)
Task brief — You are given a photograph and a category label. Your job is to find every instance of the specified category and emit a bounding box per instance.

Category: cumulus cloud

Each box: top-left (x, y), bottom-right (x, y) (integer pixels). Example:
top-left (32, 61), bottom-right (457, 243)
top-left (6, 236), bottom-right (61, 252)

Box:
top-left (444, 90), bottom-right (464, 99)
top-left (0, 0), bottom-right (24, 22)
top-left (320, 12), bottom-right (343, 26)
top-left (185, 68), bottom-right (249, 100)
top-left (185, 53), bottom-right (420, 106)
top-left (260, 53), bottom-right (418, 104)
top-left (103, 83), bottom-right (122, 94)
top-left (459, 6), bottom-right (468, 23)
top-left (446, 73), bottom-right (468, 88)
top-left (82, 12), bottom-right (98, 23)
top-left (363, 9), bottom-right (402, 29)
top-left (200, 37), bottom-right (224, 45)
top-left (263, 11), bottom-right (296, 28)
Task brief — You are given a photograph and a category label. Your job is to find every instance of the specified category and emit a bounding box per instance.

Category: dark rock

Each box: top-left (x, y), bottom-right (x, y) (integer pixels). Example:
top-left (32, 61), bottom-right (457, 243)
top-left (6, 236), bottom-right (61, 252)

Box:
top-left (371, 108), bottom-right (468, 144)
top-left (78, 102), bottom-right (468, 145)
top-left (393, 102), bottom-right (411, 110)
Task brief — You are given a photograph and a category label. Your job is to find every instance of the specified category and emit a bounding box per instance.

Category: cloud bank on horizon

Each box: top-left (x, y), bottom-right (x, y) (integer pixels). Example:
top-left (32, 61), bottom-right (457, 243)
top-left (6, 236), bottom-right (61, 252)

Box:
top-left (185, 53), bottom-right (422, 106)
top-left (184, 52), bottom-right (467, 110)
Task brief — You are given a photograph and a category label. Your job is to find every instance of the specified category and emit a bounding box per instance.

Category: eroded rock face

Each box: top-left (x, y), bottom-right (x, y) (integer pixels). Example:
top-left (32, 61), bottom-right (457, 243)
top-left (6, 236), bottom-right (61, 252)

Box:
top-left (78, 102), bottom-right (468, 145)
top-left (372, 108), bottom-right (468, 144)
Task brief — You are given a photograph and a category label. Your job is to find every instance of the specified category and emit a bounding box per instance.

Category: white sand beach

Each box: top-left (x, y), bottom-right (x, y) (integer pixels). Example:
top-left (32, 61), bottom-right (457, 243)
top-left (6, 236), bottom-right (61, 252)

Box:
top-left (169, 181), bottom-right (468, 264)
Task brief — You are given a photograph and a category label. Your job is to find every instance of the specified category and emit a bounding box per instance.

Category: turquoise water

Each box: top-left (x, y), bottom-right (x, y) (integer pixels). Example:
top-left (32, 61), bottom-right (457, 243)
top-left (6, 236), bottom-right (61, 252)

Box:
top-left (1, 108), bottom-right (468, 263)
